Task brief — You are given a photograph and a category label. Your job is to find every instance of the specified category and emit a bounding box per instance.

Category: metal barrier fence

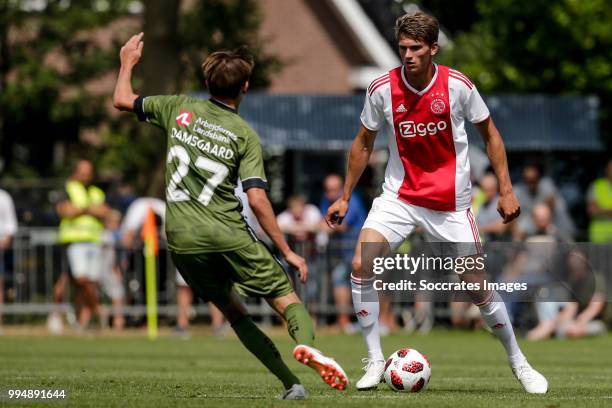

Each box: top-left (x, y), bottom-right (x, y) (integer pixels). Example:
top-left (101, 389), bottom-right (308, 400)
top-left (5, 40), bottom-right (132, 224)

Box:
top-left (2, 228), bottom-right (611, 327)
top-left (0, 229), bottom-right (359, 322)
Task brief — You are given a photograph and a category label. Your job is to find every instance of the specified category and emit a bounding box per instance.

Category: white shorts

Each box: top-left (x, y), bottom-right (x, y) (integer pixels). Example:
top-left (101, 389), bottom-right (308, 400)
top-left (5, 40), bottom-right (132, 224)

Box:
top-left (67, 242), bottom-right (102, 282)
top-left (176, 270), bottom-right (188, 287)
top-left (362, 194), bottom-right (482, 257)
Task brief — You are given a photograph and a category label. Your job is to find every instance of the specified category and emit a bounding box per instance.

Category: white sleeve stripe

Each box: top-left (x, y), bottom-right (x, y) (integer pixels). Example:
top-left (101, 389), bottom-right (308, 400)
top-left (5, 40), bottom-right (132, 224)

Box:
top-left (369, 79), bottom-right (390, 96)
top-left (449, 73), bottom-right (473, 90)
top-left (368, 74), bottom-right (390, 93)
top-left (449, 69), bottom-right (474, 87)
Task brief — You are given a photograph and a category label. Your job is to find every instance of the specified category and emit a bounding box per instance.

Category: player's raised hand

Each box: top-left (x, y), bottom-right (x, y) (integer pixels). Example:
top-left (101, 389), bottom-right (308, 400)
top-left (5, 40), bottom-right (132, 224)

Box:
top-left (284, 251), bottom-right (308, 283)
top-left (119, 32), bottom-right (144, 68)
top-left (325, 198), bottom-right (349, 228)
top-left (498, 191), bottom-right (521, 224)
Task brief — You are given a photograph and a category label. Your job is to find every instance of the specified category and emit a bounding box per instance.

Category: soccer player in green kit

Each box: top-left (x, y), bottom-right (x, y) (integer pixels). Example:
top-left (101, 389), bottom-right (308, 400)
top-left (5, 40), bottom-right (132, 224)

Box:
top-left (113, 33), bottom-right (348, 399)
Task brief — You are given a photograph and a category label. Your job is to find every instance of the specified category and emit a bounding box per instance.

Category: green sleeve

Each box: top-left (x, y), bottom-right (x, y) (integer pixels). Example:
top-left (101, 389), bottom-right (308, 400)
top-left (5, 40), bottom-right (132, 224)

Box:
top-left (135, 95), bottom-right (187, 128)
top-left (238, 130), bottom-right (268, 190)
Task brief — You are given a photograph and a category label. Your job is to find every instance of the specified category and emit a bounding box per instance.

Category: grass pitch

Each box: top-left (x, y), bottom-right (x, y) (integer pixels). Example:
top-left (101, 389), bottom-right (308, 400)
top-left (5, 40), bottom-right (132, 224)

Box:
top-left (0, 327), bottom-right (611, 407)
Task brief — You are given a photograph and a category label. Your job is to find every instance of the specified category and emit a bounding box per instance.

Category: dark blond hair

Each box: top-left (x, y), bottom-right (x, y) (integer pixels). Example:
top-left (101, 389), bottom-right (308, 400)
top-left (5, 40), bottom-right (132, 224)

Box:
top-left (201, 48), bottom-right (254, 98)
top-left (394, 12), bottom-right (439, 45)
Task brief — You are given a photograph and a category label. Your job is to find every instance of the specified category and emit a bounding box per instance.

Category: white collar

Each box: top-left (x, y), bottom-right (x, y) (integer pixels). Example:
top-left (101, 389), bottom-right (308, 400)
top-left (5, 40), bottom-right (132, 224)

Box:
top-left (401, 64), bottom-right (438, 96)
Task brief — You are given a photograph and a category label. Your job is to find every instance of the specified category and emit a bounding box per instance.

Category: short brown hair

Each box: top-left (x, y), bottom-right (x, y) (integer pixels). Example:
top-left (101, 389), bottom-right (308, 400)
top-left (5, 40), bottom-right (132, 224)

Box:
top-left (201, 48), bottom-right (254, 99)
top-left (394, 12), bottom-right (439, 45)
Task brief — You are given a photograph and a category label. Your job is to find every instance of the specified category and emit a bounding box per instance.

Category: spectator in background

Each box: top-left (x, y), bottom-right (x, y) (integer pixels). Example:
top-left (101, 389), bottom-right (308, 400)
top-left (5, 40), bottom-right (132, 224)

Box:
top-left (500, 203), bottom-right (569, 324)
top-left (122, 196), bottom-right (228, 336)
top-left (104, 178), bottom-right (137, 215)
top-left (475, 173), bottom-right (510, 241)
top-left (319, 174), bottom-right (366, 333)
top-left (121, 197), bottom-right (195, 337)
top-left (0, 188), bottom-right (18, 335)
top-left (587, 158), bottom-right (612, 243)
top-left (174, 270), bottom-right (195, 338)
top-left (527, 203), bottom-right (571, 243)
top-left (121, 197), bottom-right (166, 251)
top-left (115, 180), bottom-right (138, 214)
top-left (451, 175), bottom-right (497, 328)
top-left (277, 195), bottom-right (322, 242)
top-left (474, 172), bottom-right (510, 281)
top-left (99, 210), bottom-right (126, 330)
top-left (509, 203), bottom-right (568, 284)
top-left (52, 159), bottom-right (110, 331)
top-left (514, 164), bottom-right (575, 241)
top-left (527, 250), bottom-right (607, 340)
top-left (277, 195), bottom-right (322, 306)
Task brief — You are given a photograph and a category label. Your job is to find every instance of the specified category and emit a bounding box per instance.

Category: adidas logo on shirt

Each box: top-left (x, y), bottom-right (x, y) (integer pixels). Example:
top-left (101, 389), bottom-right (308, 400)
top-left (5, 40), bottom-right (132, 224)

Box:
top-left (395, 104), bottom-right (407, 113)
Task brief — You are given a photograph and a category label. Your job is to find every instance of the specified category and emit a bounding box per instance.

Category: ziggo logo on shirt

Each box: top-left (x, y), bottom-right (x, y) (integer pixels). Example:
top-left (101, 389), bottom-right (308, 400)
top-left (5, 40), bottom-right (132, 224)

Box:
top-left (398, 120), bottom-right (448, 138)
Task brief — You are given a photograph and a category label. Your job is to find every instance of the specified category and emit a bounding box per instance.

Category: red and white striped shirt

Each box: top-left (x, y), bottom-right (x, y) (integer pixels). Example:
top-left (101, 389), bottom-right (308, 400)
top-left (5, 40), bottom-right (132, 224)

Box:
top-left (361, 64), bottom-right (490, 212)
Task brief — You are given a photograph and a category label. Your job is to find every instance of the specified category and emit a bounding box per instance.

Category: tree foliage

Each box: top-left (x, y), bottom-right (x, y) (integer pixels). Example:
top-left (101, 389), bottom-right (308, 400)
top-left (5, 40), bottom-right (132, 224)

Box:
top-left (179, 0), bottom-right (282, 91)
top-left (0, 0), bottom-right (133, 177)
top-left (436, 0), bottom-right (612, 148)
top-left (440, 0), bottom-right (612, 93)
top-left (0, 0), bottom-right (282, 189)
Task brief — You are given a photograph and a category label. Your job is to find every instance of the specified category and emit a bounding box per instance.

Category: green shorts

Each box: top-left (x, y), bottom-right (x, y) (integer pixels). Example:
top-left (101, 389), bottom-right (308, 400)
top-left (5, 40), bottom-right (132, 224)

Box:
top-left (171, 241), bottom-right (295, 305)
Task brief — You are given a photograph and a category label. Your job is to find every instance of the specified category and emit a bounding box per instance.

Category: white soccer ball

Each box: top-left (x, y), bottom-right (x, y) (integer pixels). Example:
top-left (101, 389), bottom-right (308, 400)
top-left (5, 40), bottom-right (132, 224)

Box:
top-left (383, 348), bottom-right (431, 392)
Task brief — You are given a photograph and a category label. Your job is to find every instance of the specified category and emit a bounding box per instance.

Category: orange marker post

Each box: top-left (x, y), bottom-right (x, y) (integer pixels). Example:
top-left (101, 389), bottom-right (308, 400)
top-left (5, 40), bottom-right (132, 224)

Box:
top-left (141, 207), bottom-right (159, 340)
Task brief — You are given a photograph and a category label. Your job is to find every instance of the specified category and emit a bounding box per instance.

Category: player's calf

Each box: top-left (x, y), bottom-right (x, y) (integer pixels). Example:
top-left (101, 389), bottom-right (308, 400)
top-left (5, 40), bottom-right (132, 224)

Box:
top-left (281, 301), bottom-right (315, 346)
top-left (476, 291), bottom-right (548, 394)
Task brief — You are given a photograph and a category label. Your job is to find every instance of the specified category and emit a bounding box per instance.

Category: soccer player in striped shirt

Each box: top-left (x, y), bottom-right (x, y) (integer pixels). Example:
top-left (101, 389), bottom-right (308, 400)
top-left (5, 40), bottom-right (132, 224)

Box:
top-left (326, 12), bottom-right (548, 394)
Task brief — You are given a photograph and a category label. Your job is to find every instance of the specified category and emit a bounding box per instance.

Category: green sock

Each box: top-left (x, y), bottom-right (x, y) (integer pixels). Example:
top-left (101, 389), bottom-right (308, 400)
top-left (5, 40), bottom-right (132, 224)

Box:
top-left (231, 315), bottom-right (300, 389)
top-left (283, 303), bottom-right (315, 346)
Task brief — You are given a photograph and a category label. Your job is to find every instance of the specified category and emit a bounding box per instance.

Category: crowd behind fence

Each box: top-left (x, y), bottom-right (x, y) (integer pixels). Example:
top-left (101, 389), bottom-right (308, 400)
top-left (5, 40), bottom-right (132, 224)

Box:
top-left (2, 227), bottom-right (611, 337)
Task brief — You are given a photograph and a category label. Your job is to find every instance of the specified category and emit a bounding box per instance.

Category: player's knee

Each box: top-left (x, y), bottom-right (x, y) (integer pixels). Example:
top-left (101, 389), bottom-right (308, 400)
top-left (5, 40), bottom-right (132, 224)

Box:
top-left (351, 256), bottom-right (362, 277)
top-left (215, 297), bottom-right (247, 324)
top-left (220, 305), bottom-right (245, 324)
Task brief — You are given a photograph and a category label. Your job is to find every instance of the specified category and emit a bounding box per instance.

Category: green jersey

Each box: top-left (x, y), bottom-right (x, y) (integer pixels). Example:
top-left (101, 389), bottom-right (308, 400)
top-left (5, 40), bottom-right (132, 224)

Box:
top-left (135, 95), bottom-right (267, 253)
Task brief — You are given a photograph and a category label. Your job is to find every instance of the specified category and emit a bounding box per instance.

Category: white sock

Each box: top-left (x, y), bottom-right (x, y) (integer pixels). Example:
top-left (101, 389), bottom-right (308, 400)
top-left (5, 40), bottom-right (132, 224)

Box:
top-left (478, 291), bottom-right (525, 366)
top-left (351, 274), bottom-right (384, 361)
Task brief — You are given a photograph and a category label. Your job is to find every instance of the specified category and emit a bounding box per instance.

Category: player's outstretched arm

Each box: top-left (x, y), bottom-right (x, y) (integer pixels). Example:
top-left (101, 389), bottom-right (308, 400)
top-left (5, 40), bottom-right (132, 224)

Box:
top-left (475, 117), bottom-right (520, 224)
top-left (246, 187), bottom-right (308, 283)
top-left (113, 32), bottom-right (144, 112)
top-left (325, 125), bottom-right (377, 228)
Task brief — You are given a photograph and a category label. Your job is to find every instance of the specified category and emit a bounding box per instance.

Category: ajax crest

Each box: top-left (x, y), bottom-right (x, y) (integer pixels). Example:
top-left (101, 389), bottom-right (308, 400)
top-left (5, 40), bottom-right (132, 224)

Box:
top-left (430, 99), bottom-right (446, 115)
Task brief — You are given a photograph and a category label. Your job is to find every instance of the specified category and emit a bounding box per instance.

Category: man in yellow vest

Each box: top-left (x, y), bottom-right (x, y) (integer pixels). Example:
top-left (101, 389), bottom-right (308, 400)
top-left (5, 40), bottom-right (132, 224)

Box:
top-left (55, 159), bottom-right (110, 330)
top-left (587, 159), bottom-right (612, 243)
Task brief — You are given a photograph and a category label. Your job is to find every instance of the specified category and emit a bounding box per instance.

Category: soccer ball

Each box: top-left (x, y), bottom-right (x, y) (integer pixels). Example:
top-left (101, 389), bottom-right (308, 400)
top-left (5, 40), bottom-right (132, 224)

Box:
top-left (384, 348), bottom-right (431, 392)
